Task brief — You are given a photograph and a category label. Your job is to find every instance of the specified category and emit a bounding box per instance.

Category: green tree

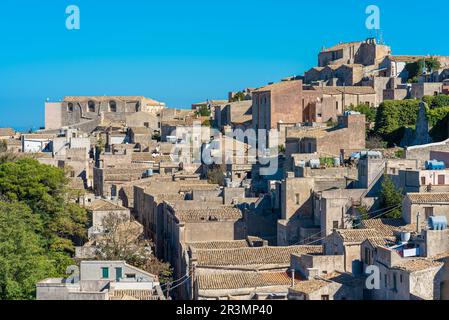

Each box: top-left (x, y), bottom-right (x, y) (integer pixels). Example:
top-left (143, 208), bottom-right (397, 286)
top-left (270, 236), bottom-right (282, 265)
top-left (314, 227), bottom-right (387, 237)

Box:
top-left (405, 57), bottom-right (441, 81)
top-left (95, 214), bottom-right (173, 285)
top-left (0, 201), bottom-right (57, 300)
top-left (0, 158), bottom-right (88, 272)
top-left (349, 104), bottom-right (377, 123)
top-left (423, 94), bottom-right (449, 109)
top-left (231, 92), bottom-right (246, 102)
top-left (379, 175), bottom-right (403, 218)
top-left (195, 105), bottom-right (211, 117)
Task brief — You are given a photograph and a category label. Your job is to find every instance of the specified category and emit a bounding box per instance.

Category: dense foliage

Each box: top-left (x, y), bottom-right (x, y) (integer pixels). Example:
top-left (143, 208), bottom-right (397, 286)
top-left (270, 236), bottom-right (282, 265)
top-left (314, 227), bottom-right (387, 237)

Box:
top-left (0, 158), bottom-right (88, 299)
top-left (348, 104), bottom-right (377, 123)
top-left (195, 105), bottom-right (211, 117)
top-left (405, 58), bottom-right (441, 83)
top-left (372, 96), bottom-right (449, 145)
top-left (230, 92), bottom-right (246, 102)
top-left (95, 214), bottom-right (172, 285)
top-left (379, 175), bottom-right (403, 219)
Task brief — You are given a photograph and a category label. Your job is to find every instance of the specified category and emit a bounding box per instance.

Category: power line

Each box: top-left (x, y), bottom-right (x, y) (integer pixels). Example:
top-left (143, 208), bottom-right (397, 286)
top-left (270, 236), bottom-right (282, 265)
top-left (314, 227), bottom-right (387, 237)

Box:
top-left (157, 204), bottom-right (401, 292)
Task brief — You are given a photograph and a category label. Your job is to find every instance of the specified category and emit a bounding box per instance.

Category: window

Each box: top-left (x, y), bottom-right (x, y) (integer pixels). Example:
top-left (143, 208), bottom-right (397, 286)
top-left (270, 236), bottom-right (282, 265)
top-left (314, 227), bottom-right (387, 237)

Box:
top-left (135, 102), bottom-right (140, 112)
top-left (68, 103), bottom-right (74, 112)
top-left (425, 207), bottom-right (434, 219)
top-left (333, 221), bottom-right (339, 229)
top-left (393, 274), bottom-right (397, 291)
top-left (144, 122), bottom-right (150, 128)
top-left (88, 100), bottom-right (96, 112)
top-left (384, 275), bottom-right (387, 288)
top-left (295, 194), bottom-right (300, 205)
top-left (336, 101), bottom-right (339, 110)
top-left (321, 295), bottom-right (330, 301)
top-left (70, 171), bottom-right (75, 178)
top-left (364, 247), bottom-right (371, 264)
top-left (101, 267), bottom-right (109, 279)
top-left (115, 267), bottom-right (123, 281)
top-left (421, 177), bottom-right (426, 185)
top-left (438, 175), bottom-right (445, 185)
top-left (109, 100), bottom-right (117, 112)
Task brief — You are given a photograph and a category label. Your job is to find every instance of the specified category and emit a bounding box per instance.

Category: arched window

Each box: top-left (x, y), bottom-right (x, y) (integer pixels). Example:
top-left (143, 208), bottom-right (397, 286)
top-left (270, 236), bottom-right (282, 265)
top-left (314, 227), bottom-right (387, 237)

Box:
top-left (68, 103), bottom-right (74, 112)
top-left (88, 100), bottom-right (96, 113)
top-left (135, 102), bottom-right (140, 112)
top-left (109, 100), bottom-right (117, 112)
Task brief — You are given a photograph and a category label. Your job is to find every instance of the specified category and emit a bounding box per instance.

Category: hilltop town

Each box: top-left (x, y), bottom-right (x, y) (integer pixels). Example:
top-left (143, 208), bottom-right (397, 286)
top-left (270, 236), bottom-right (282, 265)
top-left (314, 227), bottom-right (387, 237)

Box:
top-left (2, 38), bottom-right (449, 300)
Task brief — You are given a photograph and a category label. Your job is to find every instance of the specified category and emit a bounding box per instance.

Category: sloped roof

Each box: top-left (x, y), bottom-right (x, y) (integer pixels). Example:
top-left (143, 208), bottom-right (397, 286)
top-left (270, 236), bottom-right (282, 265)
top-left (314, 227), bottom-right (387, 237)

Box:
top-left (188, 240), bottom-right (251, 250)
top-left (289, 278), bottom-right (330, 294)
top-left (336, 229), bottom-right (384, 244)
top-left (0, 128), bottom-right (15, 136)
top-left (360, 218), bottom-right (409, 237)
top-left (312, 86), bottom-right (376, 95)
top-left (197, 272), bottom-right (292, 290)
top-left (407, 192), bottom-right (449, 204)
top-left (88, 199), bottom-right (128, 211)
top-left (253, 80), bottom-right (302, 93)
top-left (393, 258), bottom-right (443, 273)
top-left (195, 245), bottom-right (322, 267)
top-left (173, 207), bottom-right (242, 222)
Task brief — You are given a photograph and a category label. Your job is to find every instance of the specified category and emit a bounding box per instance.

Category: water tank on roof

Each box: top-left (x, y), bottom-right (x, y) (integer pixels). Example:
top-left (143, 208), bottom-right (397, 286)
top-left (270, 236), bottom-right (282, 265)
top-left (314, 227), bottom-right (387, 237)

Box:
top-left (425, 160), bottom-right (446, 170)
top-left (429, 216), bottom-right (448, 230)
top-left (144, 169), bottom-right (153, 178)
top-left (297, 160), bottom-right (306, 168)
top-left (333, 157), bottom-right (341, 167)
top-left (309, 159), bottom-right (320, 169)
top-left (400, 232), bottom-right (411, 243)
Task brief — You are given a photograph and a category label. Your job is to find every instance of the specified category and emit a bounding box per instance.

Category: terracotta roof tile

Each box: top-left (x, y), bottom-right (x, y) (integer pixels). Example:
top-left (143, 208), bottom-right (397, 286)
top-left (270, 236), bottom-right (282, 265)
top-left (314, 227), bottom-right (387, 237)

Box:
top-left (407, 193), bottom-right (449, 204)
top-left (361, 218), bottom-right (409, 237)
top-left (289, 279), bottom-right (330, 294)
top-left (337, 229), bottom-right (383, 243)
top-left (188, 240), bottom-right (251, 250)
top-left (197, 272), bottom-right (292, 290)
top-left (195, 245), bottom-right (322, 267)
top-left (173, 207), bottom-right (242, 222)
top-left (88, 199), bottom-right (128, 211)
top-left (394, 259), bottom-right (443, 272)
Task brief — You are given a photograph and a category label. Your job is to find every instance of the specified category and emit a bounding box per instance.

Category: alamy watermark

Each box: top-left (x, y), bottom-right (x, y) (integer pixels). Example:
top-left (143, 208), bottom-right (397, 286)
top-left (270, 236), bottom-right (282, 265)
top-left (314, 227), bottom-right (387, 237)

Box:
top-left (365, 5), bottom-right (380, 30)
top-left (66, 5), bottom-right (80, 30)
top-left (168, 124), bottom-right (279, 176)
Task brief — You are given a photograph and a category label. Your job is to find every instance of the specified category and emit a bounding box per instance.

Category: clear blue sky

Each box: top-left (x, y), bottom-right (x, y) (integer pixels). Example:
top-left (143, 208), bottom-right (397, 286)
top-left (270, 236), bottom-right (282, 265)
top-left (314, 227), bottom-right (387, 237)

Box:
top-left (0, 0), bottom-right (448, 129)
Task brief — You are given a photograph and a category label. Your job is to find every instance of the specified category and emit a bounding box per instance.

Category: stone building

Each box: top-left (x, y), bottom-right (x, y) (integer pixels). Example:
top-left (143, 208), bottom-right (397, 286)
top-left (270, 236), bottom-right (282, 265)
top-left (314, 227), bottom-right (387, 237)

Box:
top-left (214, 100), bottom-right (253, 131)
top-left (36, 260), bottom-right (164, 300)
top-left (22, 133), bottom-right (55, 153)
top-left (125, 111), bottom-right (159, 131)
top-left (285, 113), bottom-right (366, 157)
top-left (0, 128), bottom-right (16, 140)
top-left (288, 272), bottom-right (363, 300)
top-left (189, 245), bottom-right (322, 300)
top-left (317, 38), bottom-right (391, 68)
top-left (410, 83), bottom-right (444, 99)
top-left (45, 96), bottom-right (165, 131)
top-left (86, 199), bottom-right (131, 240)
top-left (402, 193), bottom-right (449, 225)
